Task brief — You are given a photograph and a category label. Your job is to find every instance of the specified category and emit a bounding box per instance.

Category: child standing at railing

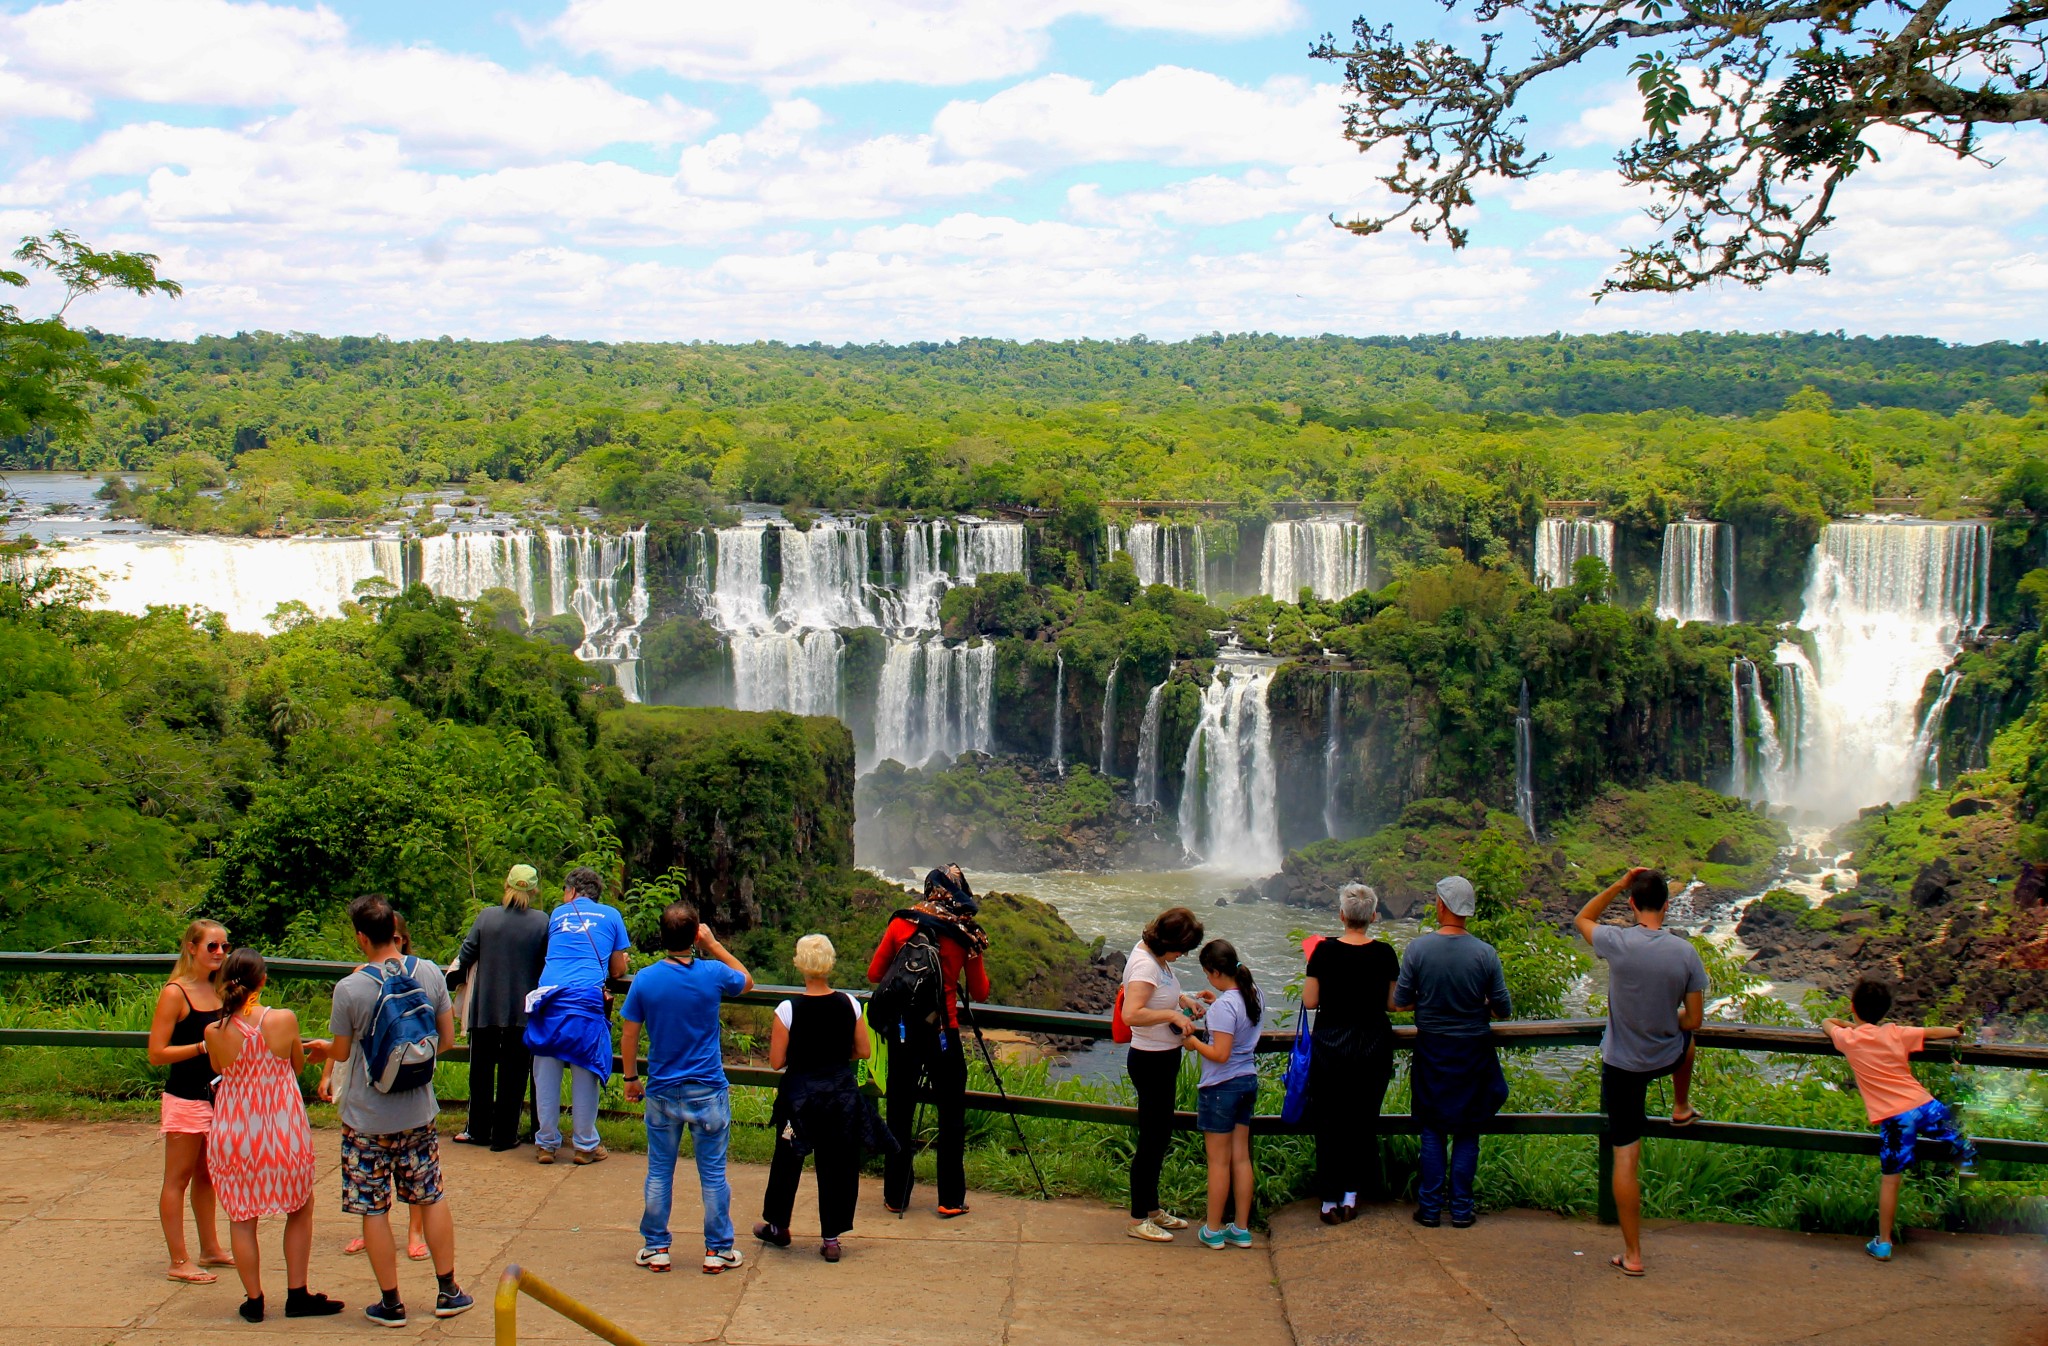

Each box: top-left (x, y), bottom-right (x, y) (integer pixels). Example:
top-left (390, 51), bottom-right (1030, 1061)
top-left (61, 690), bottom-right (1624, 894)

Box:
top-left (1181, 939), bottom-right (1263, 1250)
top-left (1822, 978), bottom-right (1977, 1262)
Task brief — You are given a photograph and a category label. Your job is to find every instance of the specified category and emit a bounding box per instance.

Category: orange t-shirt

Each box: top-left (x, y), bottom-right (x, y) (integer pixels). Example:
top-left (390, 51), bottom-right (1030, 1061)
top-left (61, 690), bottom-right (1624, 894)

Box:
top-left (1825, 1021), bottom-right (1933, 1123)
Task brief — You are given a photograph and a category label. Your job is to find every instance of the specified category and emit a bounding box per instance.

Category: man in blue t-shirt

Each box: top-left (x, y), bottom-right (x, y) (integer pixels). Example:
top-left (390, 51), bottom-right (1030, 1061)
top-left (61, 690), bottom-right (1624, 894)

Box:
top-left (621, 900), bottom-right (752, 1275)
top-left (528, 867), bottom-right (631, 1164)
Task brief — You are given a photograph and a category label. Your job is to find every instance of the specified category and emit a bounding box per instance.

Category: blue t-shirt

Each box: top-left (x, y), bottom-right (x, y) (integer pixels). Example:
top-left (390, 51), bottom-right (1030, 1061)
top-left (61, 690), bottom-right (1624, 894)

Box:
top-left (1198, 988), bottom-right (1260, 1088)
top-left (538, 898), bottom-right (630, 988)
top-left (621, 956), bottom-right (748, 1089)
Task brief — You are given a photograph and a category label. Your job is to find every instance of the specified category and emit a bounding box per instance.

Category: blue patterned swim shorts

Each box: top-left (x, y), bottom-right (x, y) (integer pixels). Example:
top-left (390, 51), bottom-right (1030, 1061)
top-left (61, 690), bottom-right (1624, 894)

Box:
top-left (1877, 1098), bottom-right (1977, 1176)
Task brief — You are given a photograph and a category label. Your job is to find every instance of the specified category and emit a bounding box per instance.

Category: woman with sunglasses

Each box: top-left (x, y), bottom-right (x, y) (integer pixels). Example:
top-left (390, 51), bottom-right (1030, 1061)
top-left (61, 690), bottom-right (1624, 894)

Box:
top-left (147, 920), bottom-right (235, 1283)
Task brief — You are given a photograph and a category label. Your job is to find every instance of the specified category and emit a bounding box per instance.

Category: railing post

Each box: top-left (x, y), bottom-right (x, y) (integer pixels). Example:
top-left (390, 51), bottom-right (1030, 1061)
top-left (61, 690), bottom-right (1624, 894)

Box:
top-left (1597, 1135), bottom-right (1618, 1226)
top-left (495, 1265), bottom-right (522, 1346)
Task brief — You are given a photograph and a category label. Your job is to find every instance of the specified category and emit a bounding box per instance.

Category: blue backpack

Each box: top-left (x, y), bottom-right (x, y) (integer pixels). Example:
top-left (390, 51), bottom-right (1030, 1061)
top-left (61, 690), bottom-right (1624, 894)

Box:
top-left (359, 957), bottom-right (439, 1094)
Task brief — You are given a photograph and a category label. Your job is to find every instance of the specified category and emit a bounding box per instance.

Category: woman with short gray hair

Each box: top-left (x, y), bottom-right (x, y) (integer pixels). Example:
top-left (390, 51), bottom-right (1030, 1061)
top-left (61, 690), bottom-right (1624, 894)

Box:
top-left (1300, 882), bottom-right (1400, 1223)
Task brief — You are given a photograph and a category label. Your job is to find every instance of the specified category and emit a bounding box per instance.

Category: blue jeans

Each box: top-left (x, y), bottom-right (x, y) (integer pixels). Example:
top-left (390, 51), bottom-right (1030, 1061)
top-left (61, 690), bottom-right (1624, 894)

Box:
top-left (641, 1082), bottom-right (733, 1253)
top-left (1417, 1128), bottom-right (1480, 1220)
top-left (532, 1055), bottom-right (602, 1153)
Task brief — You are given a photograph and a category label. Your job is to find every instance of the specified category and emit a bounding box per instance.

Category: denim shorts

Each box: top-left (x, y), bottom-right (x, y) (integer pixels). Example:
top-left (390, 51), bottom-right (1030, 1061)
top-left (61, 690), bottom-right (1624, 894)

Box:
top-left (1197, 1074), bottom-right (1258, 1133)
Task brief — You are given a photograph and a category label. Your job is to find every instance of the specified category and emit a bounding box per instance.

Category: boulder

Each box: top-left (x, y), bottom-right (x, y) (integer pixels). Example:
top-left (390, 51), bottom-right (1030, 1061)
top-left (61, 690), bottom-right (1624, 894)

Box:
top-left (2016, 862), bottom-right (2046, 910)
top-left (1947, 796), bottom-right (1994, 818)
top-left (1910, 858), bottom-right (1960, 908)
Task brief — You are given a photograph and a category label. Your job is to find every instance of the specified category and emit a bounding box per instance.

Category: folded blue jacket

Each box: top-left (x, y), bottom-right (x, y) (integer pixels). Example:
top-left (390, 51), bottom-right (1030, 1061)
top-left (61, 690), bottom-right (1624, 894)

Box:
top-left (522, 984), bottom-right (612, 1082)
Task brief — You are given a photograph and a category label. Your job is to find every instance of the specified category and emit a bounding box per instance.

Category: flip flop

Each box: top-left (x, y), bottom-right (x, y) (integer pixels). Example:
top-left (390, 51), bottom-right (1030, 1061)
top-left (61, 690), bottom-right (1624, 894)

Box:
top-left (1610, 1254), bottom-right (1645, 1277)
top-left (166, 1267), bottom-right (218, 1284)
top-left (198, 1255), bottom-right (237, 1268)
top-left (1671, 1108), bottom-right (1701, 1127)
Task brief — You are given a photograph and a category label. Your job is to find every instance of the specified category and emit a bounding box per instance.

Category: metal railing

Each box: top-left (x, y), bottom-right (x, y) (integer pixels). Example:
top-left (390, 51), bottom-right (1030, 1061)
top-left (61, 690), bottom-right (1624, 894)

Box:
top-left (5, 950), bottom-right (2045, 1226)
top-left (494, 1265), bottom-right (646, 1346)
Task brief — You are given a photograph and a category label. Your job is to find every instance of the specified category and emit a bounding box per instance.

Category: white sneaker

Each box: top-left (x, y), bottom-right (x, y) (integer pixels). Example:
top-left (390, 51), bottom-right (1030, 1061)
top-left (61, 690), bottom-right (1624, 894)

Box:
top-left (1148, 1209), bottom-right (1189, 1231)
top-left (702, 1248), bottom-right (743, 1275)
top-left (634, 1247), bottom-right (671, 1273)
top-left (1128, 1219), bottom-right (1174, 1243)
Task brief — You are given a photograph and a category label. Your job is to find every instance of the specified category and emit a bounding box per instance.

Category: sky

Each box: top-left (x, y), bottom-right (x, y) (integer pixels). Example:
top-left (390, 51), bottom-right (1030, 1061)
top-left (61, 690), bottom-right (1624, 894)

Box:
top-left (0, 0), bottom-right (2043, 345)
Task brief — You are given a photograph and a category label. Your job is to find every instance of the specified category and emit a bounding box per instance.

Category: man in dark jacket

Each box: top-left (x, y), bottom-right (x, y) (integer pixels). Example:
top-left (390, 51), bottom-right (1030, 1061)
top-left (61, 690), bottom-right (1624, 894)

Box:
top-left (448, 864), bottom-right (549, 1151)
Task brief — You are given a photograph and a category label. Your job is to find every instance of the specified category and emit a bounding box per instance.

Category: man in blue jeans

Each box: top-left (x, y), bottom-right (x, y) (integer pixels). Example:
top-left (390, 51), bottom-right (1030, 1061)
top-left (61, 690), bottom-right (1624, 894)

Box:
top-left (621, 901), bottom-right (753, 1275)
top-left (1394, 876), bottom-right (1512, 1229)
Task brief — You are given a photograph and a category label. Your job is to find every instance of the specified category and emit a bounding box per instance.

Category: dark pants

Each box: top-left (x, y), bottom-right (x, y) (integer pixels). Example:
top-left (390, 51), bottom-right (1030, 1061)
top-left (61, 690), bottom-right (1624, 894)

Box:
top-left (1126, 1047), bottom-right (1181, 1218)
top-left (1311, 1049), bottom-right (1393, 1203)
top-left (884, 1027), bottom-right (967, 1210)
top-left (1417, 1128), bottom-right (1481, 1220)
top-left (466, 1026), bottom-right (533, 1151)
top-left (763, 1132), bottom-right (861, 1239)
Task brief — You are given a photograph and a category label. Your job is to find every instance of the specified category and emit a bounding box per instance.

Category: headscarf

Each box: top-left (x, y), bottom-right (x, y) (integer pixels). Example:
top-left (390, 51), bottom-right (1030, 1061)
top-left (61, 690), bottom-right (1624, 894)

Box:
top-left (915, 863), bottom-right (988, 951)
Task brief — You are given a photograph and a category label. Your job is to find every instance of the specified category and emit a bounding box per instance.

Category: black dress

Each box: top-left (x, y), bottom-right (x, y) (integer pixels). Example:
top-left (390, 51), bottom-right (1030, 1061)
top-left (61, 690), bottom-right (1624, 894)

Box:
top-left (1305, 939), bottom-right (1400, 1202)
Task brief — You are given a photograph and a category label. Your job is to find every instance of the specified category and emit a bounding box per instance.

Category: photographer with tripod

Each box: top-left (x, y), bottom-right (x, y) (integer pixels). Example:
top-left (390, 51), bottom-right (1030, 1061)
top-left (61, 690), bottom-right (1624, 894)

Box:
top-left (866, 864), bottom-right (990, 1220)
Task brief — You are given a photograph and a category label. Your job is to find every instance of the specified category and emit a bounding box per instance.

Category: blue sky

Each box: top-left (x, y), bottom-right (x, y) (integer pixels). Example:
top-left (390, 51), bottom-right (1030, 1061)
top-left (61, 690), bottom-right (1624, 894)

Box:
top-left (0, 0), bottom-right (2042, 344)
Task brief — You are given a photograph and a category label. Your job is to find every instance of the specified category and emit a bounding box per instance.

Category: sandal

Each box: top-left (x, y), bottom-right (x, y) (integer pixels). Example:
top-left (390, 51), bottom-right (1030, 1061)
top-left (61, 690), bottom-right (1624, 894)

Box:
top-left (1610, 1254), bottom-right (1645, 1277)
top-left (1670, 1107), bottom-right (1700, 1127)
top-left (198, 1254), bottom-right (237, 1268)
top-left (166, 1266), bottom-right (218, 1284)
top-left (342, 1237), bottom-right (366, 1256)
top-left (408, 1242), bottom-right (431, 1261)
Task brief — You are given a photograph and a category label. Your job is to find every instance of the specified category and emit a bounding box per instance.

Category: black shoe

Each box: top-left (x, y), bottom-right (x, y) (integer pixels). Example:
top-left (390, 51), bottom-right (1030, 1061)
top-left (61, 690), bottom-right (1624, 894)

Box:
top-left (239, 1295), bottom-right (264, 1324)
top-left (1412, 1208), bottom-right (1442, 1228)
top-left (753, 1222), bottom-right (792, 1248)
top-left (1451, 1213), bottom-right (1477, 1229)
top-left (364, 1301), bottom-right (407, 1329)
top-left (285, 1291), bottom-right (343, 1318)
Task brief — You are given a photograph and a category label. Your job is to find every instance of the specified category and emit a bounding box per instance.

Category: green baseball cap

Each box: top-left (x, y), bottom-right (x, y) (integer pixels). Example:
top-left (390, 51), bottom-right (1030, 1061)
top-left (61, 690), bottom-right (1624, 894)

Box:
top-left (505, 864), bottom-right (540, 893)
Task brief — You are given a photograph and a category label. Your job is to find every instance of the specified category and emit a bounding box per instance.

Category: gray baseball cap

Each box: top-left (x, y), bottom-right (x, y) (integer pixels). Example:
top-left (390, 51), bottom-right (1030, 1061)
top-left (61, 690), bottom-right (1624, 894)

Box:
top-left (1435, 875), bottom-right (1477, 918)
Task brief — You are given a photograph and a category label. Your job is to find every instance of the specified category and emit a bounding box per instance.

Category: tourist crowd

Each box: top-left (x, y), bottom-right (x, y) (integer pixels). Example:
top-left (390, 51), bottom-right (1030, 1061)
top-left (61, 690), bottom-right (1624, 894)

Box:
top-left (144, 861), bottom-right (1978, 1325)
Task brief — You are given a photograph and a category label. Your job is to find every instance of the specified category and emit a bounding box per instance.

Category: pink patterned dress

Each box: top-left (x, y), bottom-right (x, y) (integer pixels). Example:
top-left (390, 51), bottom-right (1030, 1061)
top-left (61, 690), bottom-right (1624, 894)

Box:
top-left (208, 1009), bottom-right (317, 1223)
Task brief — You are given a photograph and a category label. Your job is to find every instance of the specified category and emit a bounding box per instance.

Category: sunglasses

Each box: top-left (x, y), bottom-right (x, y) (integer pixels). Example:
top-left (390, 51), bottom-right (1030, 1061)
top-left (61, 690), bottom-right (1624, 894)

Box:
top-left (202, 941), bottom-right (229, 953)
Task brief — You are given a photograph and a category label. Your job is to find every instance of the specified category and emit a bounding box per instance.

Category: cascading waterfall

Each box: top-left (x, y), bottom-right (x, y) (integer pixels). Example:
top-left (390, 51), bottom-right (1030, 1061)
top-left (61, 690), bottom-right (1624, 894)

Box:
top-left (775, 520), bottom-right (876, 630)
top-left (1534, 518), bottom-right (1615, 590)
top-left (1098, 658), bottom-right (1121, 776)
top-left (1788, 519), bottom-right (1989, 817)
top-left (1322, 671), bottom-right (1343, 840)
top-left (1134, 679), bottom-right (1166, 809)
top-left (1051, 653), bottom-right (1066, 777)
top-left (1728, 661), bottom-right (1749, 797)
top-left (1729, 658), bottom-right (1790, 801)
top-left (956, 520), bottom-right (1026, 584)
top-left (1260, 518), bottom-right (1371, 601)
top-left (1657, 520), bottom-right (1736, 624)
top-left (1909, 668), bottom-right (1963, 787)
top-left (710, 526), bottom-right (773, 629)
top-left (732, 630), bottom-right (843, 717)
top-left (48, 535), bottom-right (405, 632)
top-left (1514, 679), bottom-right (1537, 840)
top-left (419, 530), bottom-right (537, 614)
top-left (1108, 521), bottom-right (1206, 594)
top-left (1177, 659), bottom-right (1281, 873)
top-left (872, 639), bottom-right (995, 767)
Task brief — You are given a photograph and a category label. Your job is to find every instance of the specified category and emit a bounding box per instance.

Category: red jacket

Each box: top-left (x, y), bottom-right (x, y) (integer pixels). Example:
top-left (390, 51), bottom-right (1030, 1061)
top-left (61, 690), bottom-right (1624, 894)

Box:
top-left (867, 915), bottom-right (990, 1030)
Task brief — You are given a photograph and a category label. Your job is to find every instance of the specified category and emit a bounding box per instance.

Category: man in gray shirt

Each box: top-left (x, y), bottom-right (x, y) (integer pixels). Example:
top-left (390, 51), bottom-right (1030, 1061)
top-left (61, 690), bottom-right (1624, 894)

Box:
top-left (1575, 866), bottom-right (1707, 1277)
top-left (1394, 876), bottom-right (1512, 1228)
top-left (321, 894), bottom-right (470, 1327)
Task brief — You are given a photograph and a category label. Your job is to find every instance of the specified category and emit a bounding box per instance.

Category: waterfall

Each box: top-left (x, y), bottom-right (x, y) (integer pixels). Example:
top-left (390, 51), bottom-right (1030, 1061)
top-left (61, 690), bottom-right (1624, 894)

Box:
top-left (547, 526), bottom-right (650, 666)
top-left (48, 534), bottom-right (405, 631)
top-left (418, 531), bottom-right (538, 614)
top-left (1728, 661), bottom-right (1750, 797)
top-left (1909, 668), bottom-right (1963, 787)
top-left (711, 526), bottom-right (773, 629)
top-left (731, 630), bottom-right (842, 717)
top-left (1322, 671), bottom-right (1343, 840)
top-left (1729, 657), bottom-right (1790, 801)
top-left (1534, 518), bottom-right (1615, 590)
top-left (1134, 679), bottom-right (1166, 809)
top-left (1098, 658), bottom-right (1121, 776)
top-left (1773, 644), bottom-right (1814, 785)
top-left (872, 638), bottom-right (995, 767)
top-left (1514, 679), bottom-right (1537, 840)
top-left (1657, 520), bottom-right (1735, 624)
top-left (1109, 521), bottom-right (1206, 595)
top-left (1788, 520), bottom-right (1989, 817)
top-left (956, 520), bottom-right (1027, 584)
top-left (775, 520), bottom-right (875, 630)
top-left (1051, 653), bottom-right (1066, 777)
top-left (1176, 660), bottom-right (1281, 873)
top-left (882, 520), bottom-right (952, 633)
top-left (1260, 518), bottom-right (1370, 601)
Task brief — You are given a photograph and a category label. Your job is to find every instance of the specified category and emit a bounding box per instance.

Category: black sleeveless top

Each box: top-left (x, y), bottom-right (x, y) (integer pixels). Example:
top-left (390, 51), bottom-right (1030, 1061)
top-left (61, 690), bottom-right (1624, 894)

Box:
top-left (165, 983), bottom-right (223, 1101)
top-left (782, 992), bottom-right (858, 1077)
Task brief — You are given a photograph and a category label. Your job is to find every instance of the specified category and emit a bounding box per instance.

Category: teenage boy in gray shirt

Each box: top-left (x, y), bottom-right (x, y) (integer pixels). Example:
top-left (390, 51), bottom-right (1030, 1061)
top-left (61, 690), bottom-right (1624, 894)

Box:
top-left (319, 894), bottom-right (471, 1327)
top-left (1575, 866), bottom-right (1707, 1278)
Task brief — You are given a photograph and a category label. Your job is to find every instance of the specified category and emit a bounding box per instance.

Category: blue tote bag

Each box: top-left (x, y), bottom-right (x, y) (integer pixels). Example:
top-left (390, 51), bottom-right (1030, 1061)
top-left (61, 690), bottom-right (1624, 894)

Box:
top-left (1281, 1006), bottom-right (1314, 1125)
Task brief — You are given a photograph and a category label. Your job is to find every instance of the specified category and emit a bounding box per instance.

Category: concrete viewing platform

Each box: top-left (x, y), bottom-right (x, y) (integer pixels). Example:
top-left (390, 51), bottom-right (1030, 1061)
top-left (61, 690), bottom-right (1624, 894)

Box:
top-left (7, 1121), bottom-right (2046, 1346)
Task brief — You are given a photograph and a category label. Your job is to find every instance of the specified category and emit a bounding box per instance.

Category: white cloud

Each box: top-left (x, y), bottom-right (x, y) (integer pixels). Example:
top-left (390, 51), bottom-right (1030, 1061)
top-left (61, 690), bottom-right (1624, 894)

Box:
top-left (0, 56), bottom-right (94, 120)
top-left (544, 0), bottom-right (1302, 89)
top-left (2, 0), bottom-right (711, 158)
top-left (935, 67), bottom-right (1346, 168)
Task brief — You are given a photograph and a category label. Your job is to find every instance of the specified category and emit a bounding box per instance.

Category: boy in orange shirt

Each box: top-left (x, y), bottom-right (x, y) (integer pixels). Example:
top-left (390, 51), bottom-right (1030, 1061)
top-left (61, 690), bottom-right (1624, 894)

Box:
top-left (1822, 978), bottom-right (1978, 1262)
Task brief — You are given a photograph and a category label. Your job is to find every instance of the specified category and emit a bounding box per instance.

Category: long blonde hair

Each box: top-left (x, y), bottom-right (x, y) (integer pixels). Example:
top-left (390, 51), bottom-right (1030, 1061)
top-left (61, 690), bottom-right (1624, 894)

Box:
top-left (169, 919), bottom-right (227, 988)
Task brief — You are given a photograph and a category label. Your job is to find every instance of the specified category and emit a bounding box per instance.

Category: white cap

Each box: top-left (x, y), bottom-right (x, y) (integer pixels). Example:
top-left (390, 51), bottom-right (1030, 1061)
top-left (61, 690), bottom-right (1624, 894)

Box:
top-left (1435, 875), bottom-right (1477, 918)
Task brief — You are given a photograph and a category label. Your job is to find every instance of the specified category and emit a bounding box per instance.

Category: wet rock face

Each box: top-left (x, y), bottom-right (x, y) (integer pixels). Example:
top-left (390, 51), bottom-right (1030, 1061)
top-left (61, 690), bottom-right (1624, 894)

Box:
top-left (1911, 858), bottom-right (1960, 908)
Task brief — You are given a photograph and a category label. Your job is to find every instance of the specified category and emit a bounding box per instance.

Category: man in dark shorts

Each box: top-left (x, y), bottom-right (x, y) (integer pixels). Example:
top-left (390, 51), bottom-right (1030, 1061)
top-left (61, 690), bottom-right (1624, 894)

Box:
top-left (1575, 866), bottom-right (1706, 1277)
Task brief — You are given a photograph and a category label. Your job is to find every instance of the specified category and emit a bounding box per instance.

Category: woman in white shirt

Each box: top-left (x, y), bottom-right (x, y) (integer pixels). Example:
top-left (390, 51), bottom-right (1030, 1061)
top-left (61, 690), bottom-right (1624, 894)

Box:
top-left (1120, 907), bottom-right (1210, 1242)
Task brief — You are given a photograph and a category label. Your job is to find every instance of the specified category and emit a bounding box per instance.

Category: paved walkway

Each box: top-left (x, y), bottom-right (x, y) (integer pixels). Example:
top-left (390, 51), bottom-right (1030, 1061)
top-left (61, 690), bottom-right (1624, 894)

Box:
top-left (6, 1121), bottom-right (2045, 1345)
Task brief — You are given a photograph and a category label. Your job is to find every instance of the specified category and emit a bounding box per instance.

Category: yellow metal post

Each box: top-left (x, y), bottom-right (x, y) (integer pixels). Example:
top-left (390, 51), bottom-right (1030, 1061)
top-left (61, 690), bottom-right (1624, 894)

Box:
top-left (491, 1263), bottom-right (653, 1346)
top-left (495, 1265), bottom-right (522, 1346)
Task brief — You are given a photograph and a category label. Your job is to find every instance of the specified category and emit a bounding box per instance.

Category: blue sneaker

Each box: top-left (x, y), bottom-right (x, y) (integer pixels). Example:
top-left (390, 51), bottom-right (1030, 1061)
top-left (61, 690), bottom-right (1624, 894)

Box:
top-left (1224, 1225), bottom-right (1253, 1248)
top-left (363, 1301), bottom-right (407, 1329)
top-left (1865, 1238), bottom-right (1893, 1262)
top-left (435, 1288), bottom-right (475, 1318)
top-left (1197, 1225), bottom-right (1227, 1250)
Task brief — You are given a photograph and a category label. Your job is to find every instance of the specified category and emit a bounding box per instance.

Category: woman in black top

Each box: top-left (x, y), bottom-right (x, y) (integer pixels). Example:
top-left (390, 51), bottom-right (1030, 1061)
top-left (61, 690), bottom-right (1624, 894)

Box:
top-left (754, 934), bottom-right (892, 1262)
top-left (1301, 884), bottom-right (1401, 1222)
top-left (146, 919), bottom-right (234, 1282)
top-left (448, 864), bottom-right (551, 1150)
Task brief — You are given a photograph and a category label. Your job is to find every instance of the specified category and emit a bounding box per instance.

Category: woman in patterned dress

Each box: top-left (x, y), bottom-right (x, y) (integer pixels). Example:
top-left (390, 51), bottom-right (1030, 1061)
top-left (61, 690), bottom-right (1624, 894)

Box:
top-left (203, 949), bottom-right (341, 1324)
